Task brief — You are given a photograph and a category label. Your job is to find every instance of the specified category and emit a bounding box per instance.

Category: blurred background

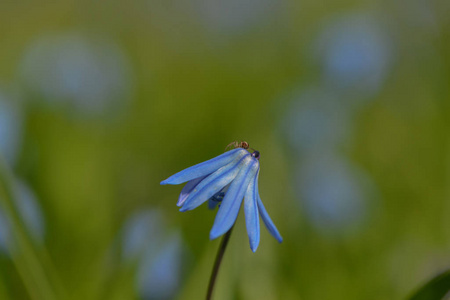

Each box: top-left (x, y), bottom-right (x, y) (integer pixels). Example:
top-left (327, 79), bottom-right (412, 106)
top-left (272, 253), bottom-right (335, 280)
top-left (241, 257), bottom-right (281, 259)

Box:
top-left (0, 0), bottom-right (450, 299)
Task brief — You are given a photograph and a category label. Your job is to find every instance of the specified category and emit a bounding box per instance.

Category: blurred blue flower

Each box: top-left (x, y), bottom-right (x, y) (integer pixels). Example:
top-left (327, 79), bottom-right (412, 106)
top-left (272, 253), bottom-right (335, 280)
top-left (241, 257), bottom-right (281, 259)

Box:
top-left (137, 232), bottom-right (183, 300)
top-left (0, 210), bottom-right (9, 253)
top-left (313, 12), bottom-right (392, 96)
top-left (18, 33), bottom-right (133, 118)
top-left (296, 152), bottom-right (374, 236)
top-left (0, 96), bottom-right (23, 165)
top-left (161, 148), bottom-right (282, 252)
top-left (0, 180), bottom-right (45, 254)
top-left (281, 87), bottom-right (351, 154)
top-left (121, 210), bottom-right (165, 262)
top-left (195, 0), bottom-right (279, 35)
top-left (120, 210), bottom-right (185, 300)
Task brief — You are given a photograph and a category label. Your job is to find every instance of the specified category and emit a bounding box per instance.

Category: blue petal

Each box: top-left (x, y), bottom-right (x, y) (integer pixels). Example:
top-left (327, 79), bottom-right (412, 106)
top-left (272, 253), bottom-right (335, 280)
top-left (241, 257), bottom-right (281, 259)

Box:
top-left (161, 148), bottom-right (248, 185)
top-left (209, 156), bottom-right (259, 240)
top-left (177, 176), bottom-right (207, 207)
top-left (244, 169), bottom-right (260, 252)
top-left (179, 154), bottom-right (249, 212)
top-left (256, 171), bottom-right (283, 243)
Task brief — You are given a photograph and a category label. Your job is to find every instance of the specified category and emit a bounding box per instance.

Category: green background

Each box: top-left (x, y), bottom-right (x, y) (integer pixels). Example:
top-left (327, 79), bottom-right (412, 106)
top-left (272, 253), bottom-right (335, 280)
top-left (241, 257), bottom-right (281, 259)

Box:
top-left (1, 0), bottom-right (450, 299)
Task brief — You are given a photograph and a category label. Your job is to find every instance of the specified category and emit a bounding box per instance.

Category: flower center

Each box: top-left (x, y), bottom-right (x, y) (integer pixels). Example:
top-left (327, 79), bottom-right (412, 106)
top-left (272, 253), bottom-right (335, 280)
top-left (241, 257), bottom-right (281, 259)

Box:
top-left (251, 151), bottom-right (260, 160)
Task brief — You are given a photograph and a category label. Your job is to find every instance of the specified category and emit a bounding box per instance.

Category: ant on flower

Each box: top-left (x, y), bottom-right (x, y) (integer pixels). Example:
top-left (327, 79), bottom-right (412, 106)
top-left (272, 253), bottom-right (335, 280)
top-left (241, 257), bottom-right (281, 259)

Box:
top-left (225, 141), bottom-right (259, 159)
top-left (225, 141), bottom-right (250, 150)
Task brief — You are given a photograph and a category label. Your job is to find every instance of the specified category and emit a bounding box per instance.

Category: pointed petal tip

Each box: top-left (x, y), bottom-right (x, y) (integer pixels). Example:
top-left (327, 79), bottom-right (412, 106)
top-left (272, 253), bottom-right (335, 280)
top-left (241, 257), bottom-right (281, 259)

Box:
top-left (160, 179), bottom-right (171, 185)
top-left (209, 228), bottom-right (223, 240)
top-left (250, 242), bottom-right (259, 252)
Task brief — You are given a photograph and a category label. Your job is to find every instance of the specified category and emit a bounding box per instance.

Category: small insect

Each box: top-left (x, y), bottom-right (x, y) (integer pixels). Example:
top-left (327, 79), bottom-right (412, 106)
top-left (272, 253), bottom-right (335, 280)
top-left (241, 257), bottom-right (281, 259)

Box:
top-left (225, 140), bottom-right (250, 150)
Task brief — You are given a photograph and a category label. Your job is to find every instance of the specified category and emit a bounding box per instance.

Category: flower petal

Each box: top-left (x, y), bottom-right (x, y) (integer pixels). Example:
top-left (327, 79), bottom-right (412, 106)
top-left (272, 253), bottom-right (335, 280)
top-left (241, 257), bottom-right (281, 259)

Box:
top-left (256, 171), bottom-right (283, 243)
top-left (209, 156), bottom-right (259, 240)
top-left (177, 175), bottom-right (207, 207)
top-left (161, 148), bottom-right (248, 185)
top-left (179, 153), bottom-right (249, 212)
top-left (244, 169), bottom-right (260, 252)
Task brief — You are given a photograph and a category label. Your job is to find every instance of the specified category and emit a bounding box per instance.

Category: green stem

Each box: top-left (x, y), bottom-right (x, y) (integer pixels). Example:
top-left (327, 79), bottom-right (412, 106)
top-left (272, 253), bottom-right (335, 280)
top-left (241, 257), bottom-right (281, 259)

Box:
top-left (206, 226), bottom-right (234, 300)
top-left (0, 156), bottom-right (57, 300)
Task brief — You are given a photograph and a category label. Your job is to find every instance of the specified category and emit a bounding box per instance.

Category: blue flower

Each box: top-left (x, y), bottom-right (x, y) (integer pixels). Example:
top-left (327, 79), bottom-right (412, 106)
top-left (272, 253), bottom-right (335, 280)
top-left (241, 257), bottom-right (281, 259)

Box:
top-left (161, 148), bottom-right (282, 252)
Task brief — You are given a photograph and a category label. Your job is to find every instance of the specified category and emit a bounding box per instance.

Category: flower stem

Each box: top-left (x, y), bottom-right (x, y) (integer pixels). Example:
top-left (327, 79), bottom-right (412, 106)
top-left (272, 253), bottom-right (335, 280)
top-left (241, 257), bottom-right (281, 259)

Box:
top-left (0, 155), bottom-right (57, 300)
top-left (206, 226), bottom-right (234, 300)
